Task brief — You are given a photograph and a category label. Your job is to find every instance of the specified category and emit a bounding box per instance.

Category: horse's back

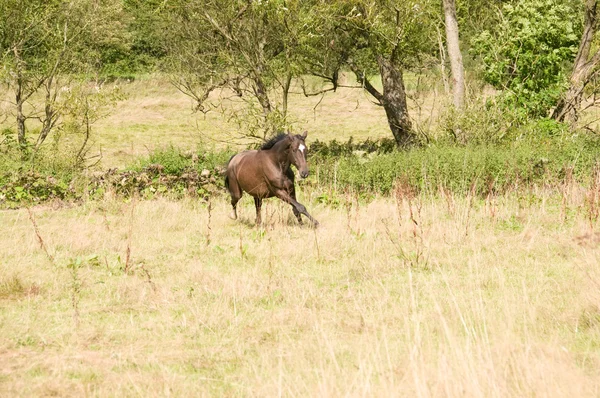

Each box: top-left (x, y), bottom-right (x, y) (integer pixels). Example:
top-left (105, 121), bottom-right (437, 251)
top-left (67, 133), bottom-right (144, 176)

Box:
top-left (227, 150), bottom-right (256, 170)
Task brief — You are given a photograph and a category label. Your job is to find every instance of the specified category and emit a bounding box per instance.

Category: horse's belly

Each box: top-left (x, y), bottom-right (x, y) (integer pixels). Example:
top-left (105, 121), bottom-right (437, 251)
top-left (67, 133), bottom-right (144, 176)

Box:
top-left (239, 179), bottom-right (271, 198)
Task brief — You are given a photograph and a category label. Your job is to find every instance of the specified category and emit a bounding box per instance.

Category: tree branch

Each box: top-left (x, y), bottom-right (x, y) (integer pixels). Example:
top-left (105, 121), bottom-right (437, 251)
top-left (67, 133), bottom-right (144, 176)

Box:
top-left (347, 59), bottom-right (383, 103)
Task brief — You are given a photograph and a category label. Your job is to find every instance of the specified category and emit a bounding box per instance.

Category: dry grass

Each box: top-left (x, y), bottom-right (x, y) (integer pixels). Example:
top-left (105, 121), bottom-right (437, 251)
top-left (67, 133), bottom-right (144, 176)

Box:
top-left (90, 73), bottom-right (446, 167)
top-left (0, 72), bottom-right (446, 167)
top-left (1, 185), bottom-right (600, 396)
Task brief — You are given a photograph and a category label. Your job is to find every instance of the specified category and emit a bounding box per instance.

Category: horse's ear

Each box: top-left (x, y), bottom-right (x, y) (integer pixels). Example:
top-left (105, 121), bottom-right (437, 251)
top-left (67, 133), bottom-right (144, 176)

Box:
top-left (301, 130), bottom-right (308, 139)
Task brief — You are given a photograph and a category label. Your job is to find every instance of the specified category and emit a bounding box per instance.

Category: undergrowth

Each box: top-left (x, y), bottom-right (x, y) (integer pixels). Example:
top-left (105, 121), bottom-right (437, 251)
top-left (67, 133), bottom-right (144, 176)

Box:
top-left (311, 130), bottom-right (600, 197)
top-left (2, 129), bottom-right (600, 208)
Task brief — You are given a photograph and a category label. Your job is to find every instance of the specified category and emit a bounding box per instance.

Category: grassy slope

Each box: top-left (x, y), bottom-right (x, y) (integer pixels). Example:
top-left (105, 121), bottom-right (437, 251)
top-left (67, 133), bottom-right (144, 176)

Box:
top-left (1, 191), bottom-right (600, 396)
top-left (92, 73), bottom-right (440, 167)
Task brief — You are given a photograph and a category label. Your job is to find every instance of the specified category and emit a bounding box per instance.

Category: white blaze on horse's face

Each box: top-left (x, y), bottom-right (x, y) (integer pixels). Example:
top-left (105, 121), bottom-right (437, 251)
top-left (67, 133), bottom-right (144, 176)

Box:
top-left (295, 141), bottom-right (309, 179)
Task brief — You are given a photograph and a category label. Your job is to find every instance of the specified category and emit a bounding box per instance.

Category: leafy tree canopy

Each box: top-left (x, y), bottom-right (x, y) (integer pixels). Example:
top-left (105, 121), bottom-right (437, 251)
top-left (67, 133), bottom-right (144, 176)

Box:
top-left (470, 0), bottom-right (581, 117)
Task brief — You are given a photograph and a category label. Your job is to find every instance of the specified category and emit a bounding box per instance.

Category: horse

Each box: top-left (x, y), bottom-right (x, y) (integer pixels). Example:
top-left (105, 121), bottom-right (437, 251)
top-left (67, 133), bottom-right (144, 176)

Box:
top-left (224, 131), bottom-right (319, 227)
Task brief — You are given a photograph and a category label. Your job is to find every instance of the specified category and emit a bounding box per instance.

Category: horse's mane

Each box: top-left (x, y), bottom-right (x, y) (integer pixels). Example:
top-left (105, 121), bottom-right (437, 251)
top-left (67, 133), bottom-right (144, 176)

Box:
top-left (260, 133), bottom-right (288, 150)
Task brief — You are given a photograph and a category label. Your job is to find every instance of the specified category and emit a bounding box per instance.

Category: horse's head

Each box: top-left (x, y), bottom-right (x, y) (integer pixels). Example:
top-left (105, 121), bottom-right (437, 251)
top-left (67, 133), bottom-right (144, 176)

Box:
top-left (289, 131), bottom-right (309, 179)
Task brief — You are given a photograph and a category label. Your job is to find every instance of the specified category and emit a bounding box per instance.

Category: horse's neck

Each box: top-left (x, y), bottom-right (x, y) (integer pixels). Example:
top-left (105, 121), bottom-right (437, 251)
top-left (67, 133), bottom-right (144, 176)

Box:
top-left (268, 140), bottom-right (291, 169)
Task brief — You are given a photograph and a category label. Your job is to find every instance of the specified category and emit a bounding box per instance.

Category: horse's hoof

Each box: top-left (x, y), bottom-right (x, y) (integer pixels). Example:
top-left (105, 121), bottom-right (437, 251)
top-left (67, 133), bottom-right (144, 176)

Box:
top-left (229, 212), bottom-right (237, 220)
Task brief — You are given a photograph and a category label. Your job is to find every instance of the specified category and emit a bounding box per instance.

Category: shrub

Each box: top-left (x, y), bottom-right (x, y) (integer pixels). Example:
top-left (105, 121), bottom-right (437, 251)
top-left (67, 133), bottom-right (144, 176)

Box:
top-left (470, 0), bottom-right (580, 118)
top-left (311, 132), bottom-right (600, 197)
top-left (131, 145), bottom-right (231, 175)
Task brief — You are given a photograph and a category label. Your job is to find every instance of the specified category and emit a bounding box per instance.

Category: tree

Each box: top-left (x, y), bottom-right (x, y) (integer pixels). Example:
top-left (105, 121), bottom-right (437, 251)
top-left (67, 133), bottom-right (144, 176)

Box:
top-left (442, 0), bottom-right (465, 109)
top-left (299, 0), bottom-right (438, 146)
top-left (552, 0), bottom-right (600, 123)
top-left (0, 0), bottom-right (126, 154)
top-left (162, 0), bottom-right (304, 140)
top-left (470, 0), bottom-right (581, 118)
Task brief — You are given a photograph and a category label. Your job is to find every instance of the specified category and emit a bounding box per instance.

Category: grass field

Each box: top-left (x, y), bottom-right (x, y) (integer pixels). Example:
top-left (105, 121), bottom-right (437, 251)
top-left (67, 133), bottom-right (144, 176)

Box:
top-left (1, 186), bottom-right (600, 396)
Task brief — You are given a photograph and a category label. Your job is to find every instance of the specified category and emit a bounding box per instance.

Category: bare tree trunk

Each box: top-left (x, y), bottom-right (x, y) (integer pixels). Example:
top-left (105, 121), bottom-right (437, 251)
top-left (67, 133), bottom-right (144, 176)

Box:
top-left (282, 73), bottom-right (292, 116)
top-left (13, 48), bottom-right (27, 151)
top-left (15, 79), bottom-right (26, 150)
top-left (252, 75), bottom-right (273, 136)
top-left (76, 98), bottom-right (91, 166)
top-left (552, 0), bottom-right (599, 122)
top-left (443, 0), bottom-right (465, 109)
top-left (34, 76), bottom-right (60, 152)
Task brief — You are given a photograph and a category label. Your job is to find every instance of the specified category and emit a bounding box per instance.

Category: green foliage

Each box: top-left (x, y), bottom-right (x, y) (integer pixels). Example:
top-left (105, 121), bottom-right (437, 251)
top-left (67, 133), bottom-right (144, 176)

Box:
top-left (470, 0), bottom-right (581, 118)
top-left (137, 146), bottom-right (192, 175)
top-left (98, 0), bottom-right (168, 76)
top-left (0, 170), bottom-right (77, 209)
top-left (439, 97), bottom-right (573, 144)
top-left (295, 0), bottom-right (438, 82)
top-left (131, 145), bottom-right (231, 175)
top-left (311, 133), bottom-right (600, 197)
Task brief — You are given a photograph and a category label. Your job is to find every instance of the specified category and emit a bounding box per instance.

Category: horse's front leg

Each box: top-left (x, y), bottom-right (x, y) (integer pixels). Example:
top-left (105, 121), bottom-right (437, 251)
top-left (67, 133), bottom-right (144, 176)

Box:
top-left (254, 197), bottom-right (263, 226)
top-left (284, 168), bottom-right (303, 225)
top-left (274, 189), bottom-right (319, 227)
top-left (289, 185), bottom-right (303, 225)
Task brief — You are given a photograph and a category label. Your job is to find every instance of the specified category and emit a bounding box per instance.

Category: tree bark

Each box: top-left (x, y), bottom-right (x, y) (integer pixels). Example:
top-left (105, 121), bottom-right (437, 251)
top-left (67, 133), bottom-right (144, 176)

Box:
top-left (552, 0), bottom-right (599, 122)
top-left (15, 78), bottom-right (26, 150)
top-left (442, 0), bottom-right (465, 109)
top-left (377, 56), bottom-right (413, 146)
top-left (13, 47), bottom-right (27, 150)
top-left (282, 73), bottom-right (292, 116)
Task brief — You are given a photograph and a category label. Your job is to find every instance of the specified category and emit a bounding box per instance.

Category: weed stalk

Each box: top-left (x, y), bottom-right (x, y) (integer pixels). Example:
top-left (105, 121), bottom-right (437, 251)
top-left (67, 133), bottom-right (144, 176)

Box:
top-left (26, 208), bottom-right (55, 264)
top-left (68, 258), bottom-right (82, 329)
top-left (206, 198), bottom-right (213, 245)
top-left (124, 196), bottom-right (137, 274)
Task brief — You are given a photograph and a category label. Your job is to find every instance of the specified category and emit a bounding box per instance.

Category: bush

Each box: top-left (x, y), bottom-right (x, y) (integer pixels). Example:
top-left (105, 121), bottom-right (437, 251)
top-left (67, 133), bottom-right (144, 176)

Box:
top-left (470, 0), bottom-right (580, 118)
top-left (130, 145), bottom-right (231, 175)
top-left (310, 132), bottom-right (600, 197)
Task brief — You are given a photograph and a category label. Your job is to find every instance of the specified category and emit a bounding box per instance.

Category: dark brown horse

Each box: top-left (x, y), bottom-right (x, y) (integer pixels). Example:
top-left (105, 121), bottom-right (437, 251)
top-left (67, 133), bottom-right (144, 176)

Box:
top-left (224, 131), bottom-right (319, 227)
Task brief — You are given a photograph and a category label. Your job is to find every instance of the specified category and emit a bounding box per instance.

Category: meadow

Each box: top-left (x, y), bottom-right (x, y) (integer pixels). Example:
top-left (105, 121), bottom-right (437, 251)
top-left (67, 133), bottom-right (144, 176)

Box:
top-left (2, 76), bottom-right (600, 397)
top-left (2, 187), bottom-right (600, 396)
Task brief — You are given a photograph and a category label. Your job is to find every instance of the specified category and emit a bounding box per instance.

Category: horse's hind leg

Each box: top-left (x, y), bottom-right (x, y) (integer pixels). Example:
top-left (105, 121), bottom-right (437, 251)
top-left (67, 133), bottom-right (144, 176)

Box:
top-left (227, 176), bottom-right (242, 220)
top-left (254, 197), bottom-right (263, 225)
